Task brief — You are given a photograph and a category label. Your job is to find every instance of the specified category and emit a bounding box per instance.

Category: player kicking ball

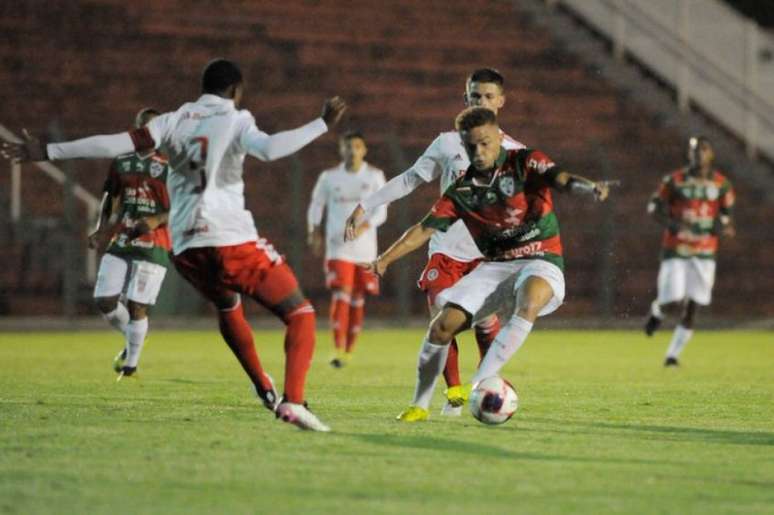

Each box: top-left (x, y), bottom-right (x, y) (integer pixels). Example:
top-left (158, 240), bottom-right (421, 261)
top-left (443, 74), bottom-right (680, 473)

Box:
top-left (643, 136), bottom-right (735, 366)
top-left (88, 108), bottom-right (171, 380)
top-left (346, 68), bottom-right (525, 416)
top-left (307, 131), bottom-right (386, 368)
top-left (364, 107), bottom-right (610, 421)
top-left (1, 59), bottom-right (346, 432)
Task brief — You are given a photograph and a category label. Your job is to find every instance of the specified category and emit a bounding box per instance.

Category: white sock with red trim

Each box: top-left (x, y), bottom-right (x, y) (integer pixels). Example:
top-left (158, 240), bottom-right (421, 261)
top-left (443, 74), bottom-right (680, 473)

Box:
top-left (125, 318), bottom-right (149, 368)
top-left (472, 316), bottom-right (533, 385)
top-left (412, 337), bottom-right (450, 410)
top-left (102, 302), bottom-right (129, 334)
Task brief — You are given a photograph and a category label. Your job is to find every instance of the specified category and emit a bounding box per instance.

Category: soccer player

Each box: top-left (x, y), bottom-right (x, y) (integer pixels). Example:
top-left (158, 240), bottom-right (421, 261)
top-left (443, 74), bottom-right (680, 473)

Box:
top-left (365, 107), bottom-right (609, 421)
top-left (1, 59), bottom-right (347, 432)
top-left (307, 131), bottom-right (386, 368)
top-left (345, 68), bottom-right (524, 416)
top-left (88, 107), bottom-right (171, 379)
top-left (643, 136), bottom-right (735, 366)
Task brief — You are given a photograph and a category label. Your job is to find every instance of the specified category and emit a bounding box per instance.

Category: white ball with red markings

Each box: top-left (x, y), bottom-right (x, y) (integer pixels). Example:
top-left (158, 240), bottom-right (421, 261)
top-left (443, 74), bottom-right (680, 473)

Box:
top-left (469, 376), bottom-right (519, 425)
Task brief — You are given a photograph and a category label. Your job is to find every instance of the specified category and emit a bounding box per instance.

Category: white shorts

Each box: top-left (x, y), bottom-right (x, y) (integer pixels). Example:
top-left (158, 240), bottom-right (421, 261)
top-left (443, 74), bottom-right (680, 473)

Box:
top-left (93, 253), bottom-right (168, 305)
top-left (436, 259), bottom-right (565, 323)
top-left (657, 257), bottom-right (716, 306)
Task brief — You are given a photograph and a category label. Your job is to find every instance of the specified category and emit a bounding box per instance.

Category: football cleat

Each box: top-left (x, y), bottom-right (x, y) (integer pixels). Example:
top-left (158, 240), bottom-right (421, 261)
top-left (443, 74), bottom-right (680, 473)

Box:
top-left (664, 356), bottom-right (680, 367)
top-left (329, 357), bottom-right (344, 369)
top-left (276, 401), bottom-right (331, 432)
top-left (115, 366), bottom-right (137, 382)
top-left (644, 315), bottom-right (662, 337)
top-left (445, 384), bottom-right (470, 407)
top-left (396, 406), bottom-right (429, 422)
top-left (112, 348), bottom-right (127, 373)
top-left (251, 375), bottom-right (279, 412)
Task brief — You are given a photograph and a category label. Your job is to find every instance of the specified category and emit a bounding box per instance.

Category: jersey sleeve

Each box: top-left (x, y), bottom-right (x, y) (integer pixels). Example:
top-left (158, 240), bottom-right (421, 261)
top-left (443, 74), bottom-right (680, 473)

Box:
top-left (365, 170), bottom-right (388, 228)
top-left (420, 194), bottom-right (459, 232)
top-left (240, 113), bottom-right (327, 161)
top-left (47, 133), bottom-right (137, 160)
top-left (306, 172), bottom-right (328, 230)
top-left (524, 149), bottom-right (557, 178)
top-left (360, 136), bottom-right (446, 212)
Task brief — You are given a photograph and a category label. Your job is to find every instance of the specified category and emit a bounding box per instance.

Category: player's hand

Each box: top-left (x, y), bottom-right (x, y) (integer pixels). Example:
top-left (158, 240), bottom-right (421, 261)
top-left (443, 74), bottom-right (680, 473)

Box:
top-left (307, 230), bottom-right (323, 257)
top-left (361, 258), bottom-right (387, 277)
top-left (593, 181), bottom-right (610, 201)
top-left (721, 224), bottom-right (736, 238)
top-left (127, 219), bottom-right (151, 240)
top-left (0, 129), bottom-right (47, 162)
top-left (87, 229), bottom-right (110, 251)
top-left (321, 96), bottom-right (347, 128)
top-left (344, 204), bottom-right (365, 241)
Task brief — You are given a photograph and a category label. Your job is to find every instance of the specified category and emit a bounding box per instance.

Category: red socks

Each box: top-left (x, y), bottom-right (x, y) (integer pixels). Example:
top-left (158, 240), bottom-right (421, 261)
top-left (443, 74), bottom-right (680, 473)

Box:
top-left (330, 291), bottom-right (351, 351)
top-left (217, 301), bottom-right (272, 392)
top-left (346, 295), bottom-right (365, 353)
top-left (474, 316), bottom-right (500, 363)
top-left (282, 301), bottom-right (316, 404)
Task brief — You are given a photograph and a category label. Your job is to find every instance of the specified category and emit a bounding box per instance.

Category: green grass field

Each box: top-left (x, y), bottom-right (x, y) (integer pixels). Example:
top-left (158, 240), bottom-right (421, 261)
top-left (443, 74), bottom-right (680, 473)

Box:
top-left (1, 328), bottom-right (772, 514)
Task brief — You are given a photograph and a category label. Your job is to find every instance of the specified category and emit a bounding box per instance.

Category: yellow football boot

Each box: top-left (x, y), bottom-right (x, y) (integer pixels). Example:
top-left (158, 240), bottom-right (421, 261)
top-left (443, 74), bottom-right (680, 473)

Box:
top-left (396, 406), bottom-right (429, 422)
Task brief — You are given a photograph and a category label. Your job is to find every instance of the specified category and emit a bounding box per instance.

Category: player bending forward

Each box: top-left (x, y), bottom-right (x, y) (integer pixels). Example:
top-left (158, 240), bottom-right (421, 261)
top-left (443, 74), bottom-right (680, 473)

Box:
top-left (346, 68), bottom-right (524, 417)
top-left (307, 131), bottom-right (386, 368)
top-left (2, 59), bottom-right (346, 432)
top-left (644, 136), bottom-right (735, 366)
top-left (89, 108), bottom-right (171, 379)
top-left (365, 107), bottom-right (609, 421)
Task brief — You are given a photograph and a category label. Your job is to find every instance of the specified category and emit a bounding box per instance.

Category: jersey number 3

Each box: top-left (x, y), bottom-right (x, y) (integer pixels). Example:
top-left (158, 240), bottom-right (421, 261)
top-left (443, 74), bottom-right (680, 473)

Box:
top-left (189, 137), bottom-right (209, 193)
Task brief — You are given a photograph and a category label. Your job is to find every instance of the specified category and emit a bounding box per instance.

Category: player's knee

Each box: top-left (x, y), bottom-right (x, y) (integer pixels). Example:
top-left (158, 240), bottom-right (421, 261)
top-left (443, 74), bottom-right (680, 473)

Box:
top-left (277, 290), bottom-right (316, 323)
top-left (128, 301), bottom-right (149, 320)
top-left (515, 302), bottom-right (542, 322)
top-left (429, 307), bottom-right (469, 343)
top-left (94, 296), bottom-right (119, 314)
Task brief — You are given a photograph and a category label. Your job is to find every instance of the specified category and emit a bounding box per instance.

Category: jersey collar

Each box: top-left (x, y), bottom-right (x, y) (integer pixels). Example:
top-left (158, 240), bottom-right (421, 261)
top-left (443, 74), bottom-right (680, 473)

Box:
top-left (197, 94), bottom-right (236, 108)
top-left (464, 147), bottom-right (508, 186)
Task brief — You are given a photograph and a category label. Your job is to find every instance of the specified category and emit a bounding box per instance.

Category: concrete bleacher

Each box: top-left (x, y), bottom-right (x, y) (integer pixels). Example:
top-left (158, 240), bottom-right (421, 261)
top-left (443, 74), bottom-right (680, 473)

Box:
top-left (0, 0), bottom-right (770, 319)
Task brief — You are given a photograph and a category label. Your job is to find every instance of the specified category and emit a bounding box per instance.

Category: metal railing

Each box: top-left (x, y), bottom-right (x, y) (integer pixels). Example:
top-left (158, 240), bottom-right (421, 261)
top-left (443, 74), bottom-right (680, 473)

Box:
top-left (1, 123), bottom-right (100, 282)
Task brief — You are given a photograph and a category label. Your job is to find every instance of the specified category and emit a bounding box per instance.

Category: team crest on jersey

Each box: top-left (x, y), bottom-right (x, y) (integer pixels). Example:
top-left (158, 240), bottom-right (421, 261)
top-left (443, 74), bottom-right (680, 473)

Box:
top-left (149, 161), bottom-right (165, 178)
top-left (426, 268), bottom-right (439, 282)
top-left (705, 184), bottom-right (719, 201)
top-left (499, 176), bottom-right (515, 197)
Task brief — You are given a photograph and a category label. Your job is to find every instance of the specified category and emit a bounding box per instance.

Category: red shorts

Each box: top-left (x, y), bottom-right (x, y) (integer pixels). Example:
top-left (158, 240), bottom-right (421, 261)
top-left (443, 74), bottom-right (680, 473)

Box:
top-left (418, 253), bottom-right (482, 305)
top-left (325, 259), bottom-right (380, 295)
top-left (172, 239), bottom-right (299, 308)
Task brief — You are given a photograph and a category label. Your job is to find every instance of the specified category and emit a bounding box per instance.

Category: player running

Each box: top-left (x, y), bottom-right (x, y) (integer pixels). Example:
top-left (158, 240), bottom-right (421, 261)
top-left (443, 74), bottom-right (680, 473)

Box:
top-left (1, 59), bottom-right (347, 432)
top-left (345, 68), bottom-right (524, 417)
top-left (88, 107), bottom-right (171, 380)
top-left (364, 107), bottom-right (610, 421)
top-left (643, 136), bottom-right (735, 366)
top-left (307, 131), bottom-right (386, 368)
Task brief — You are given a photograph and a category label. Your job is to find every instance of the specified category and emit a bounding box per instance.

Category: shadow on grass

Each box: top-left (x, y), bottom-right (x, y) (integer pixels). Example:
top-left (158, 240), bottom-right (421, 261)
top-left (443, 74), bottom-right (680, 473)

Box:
top-left (343, 433), bottom-right (671, 466)
top-left (526, 417), bottom-right (774, 446)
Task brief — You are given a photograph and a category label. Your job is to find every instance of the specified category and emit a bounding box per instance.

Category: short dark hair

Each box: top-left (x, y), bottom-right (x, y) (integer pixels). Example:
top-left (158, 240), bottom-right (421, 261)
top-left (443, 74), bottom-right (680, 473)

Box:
top-left (455, 106), bottom-right (498, 132)
top-left (467, 68), bottom-right (504, 89)
top-left (339, 130), bottom-right (365, 143)
top-left (134, 107), bottom-right (160, 128)
top-left (201, 59), bottom-right (243, 94)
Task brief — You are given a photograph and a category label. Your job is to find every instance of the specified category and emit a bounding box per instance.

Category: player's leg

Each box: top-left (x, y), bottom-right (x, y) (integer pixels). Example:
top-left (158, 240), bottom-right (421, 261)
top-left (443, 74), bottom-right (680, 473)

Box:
top-left (326, 260), bottom-right (355, 367)
top-left (93, 253), bottom-right (129, 334)
top-left (472, 261), bottom-right (564, 385)
top-left (397, 305), bottom-right (470, 422)
top-left (664, 258), bottom-right (713, 366)
top-left (117, 260), bottom-right (167, 379)
top-left (345, 264), bottom-right (378, 360)
top-left (171, 248), bottom-right (278, 410)
top-left (418, 255), bottom-right (466, 412)
top-left (473, 314), bottom-right (499, 362)
top-left (645, 258), bottom-right (687, 336)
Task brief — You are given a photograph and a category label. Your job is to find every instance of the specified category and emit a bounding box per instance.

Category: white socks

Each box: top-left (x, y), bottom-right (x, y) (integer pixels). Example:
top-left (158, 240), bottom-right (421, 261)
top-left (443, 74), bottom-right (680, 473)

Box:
top-left (125, 318), bottom-right (149, 368)
top-left (412, 337), bottom-right (450, 409)
top-left (666, 324), bottom-right (694, 359)
top-left (472, 316), bottom-right (533, 385)
top-left (102, 303), bottom-right (130, 334)
top-left (650, 300), bottom-right (663, 319)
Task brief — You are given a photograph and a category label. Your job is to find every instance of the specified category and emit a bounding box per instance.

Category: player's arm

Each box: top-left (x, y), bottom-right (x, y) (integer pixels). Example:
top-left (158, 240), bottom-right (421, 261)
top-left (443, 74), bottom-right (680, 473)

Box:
top-left (306, 173), bottom-right (327, 256)
top-left (242, 97), bottom-right (346, 161)
top-left (128, 211), bottom-right (169, 240)
top-left (88, 192), bottom-right (122, 250)
top-left (349, 171), bottom-right (389, 240)
top-left (550, 171), bottom-right (610, 201)
top-left (345, 137), bottom-right (444, 240)
top-left (646, 176), bottom-right (683, 232)
top-left (366, 194), bottom-right (458, 276)
top-left (369, 223), bottom-right (435, 277)
top-left (717, 178), bottom-right (736, 238)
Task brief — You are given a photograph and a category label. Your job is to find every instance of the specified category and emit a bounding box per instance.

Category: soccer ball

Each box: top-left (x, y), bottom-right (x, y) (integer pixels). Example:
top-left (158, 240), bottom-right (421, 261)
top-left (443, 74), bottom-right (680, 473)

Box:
top-left (469, 376), bottom-right (519, 425)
